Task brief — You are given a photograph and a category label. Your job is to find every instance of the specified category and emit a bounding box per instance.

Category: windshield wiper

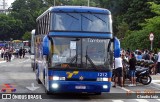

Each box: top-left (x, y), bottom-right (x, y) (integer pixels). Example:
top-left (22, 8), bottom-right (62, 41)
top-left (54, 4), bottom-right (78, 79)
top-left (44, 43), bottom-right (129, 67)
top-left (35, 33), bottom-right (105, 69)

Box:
top-left (69, 54), bottom-right (78, 64)
top-left (88, 11), bottom-right (106, 24)
top-left (81, 14), bottom-right (93, 22)
top-left (59, 10), bottom-right (79, 20)
top-left (85, 55), bottom-right (97, 69)
top-left (85, 46), bottom-right (97, 69)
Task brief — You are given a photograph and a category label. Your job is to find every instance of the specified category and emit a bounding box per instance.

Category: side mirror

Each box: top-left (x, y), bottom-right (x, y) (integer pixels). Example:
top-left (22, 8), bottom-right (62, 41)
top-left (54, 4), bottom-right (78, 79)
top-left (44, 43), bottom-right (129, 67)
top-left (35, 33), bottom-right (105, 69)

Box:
top-left (114, 37), bottom-right (120, 58)
top-left (42, 35), bottom-right (50, 55)
top-left (31, 29), bottom-right (35, 35)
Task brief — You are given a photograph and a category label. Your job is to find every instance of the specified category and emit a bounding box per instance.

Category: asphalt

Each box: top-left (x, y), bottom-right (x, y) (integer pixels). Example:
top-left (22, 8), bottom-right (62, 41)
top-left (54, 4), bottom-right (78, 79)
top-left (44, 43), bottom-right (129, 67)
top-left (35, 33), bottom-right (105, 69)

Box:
top-left (150, 75), bottom-right (160, 88)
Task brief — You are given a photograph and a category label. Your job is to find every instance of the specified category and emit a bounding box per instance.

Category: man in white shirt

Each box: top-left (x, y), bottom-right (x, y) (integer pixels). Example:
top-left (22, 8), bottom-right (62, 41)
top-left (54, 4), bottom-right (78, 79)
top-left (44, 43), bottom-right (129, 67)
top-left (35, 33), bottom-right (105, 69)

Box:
top-left (113, 56), bottom-right (124, 87)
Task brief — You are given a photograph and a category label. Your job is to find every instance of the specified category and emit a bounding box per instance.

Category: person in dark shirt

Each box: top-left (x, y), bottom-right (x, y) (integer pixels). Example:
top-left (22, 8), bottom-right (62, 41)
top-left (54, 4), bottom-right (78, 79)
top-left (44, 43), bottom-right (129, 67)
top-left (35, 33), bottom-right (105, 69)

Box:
top-left (22, 49), bottom-right (26, 58)
top-left (128, 53), bottom-right (136, 86)
top-left (19, 47), bottom-right (23, 59)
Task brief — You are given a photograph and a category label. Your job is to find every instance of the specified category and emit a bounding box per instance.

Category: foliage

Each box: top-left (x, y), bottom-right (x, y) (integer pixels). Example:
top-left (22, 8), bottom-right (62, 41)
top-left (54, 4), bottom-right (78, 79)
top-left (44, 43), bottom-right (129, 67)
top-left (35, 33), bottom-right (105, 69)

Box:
top-left (22, 31), bottom-right (31, 41)
top-left (0, 14), bottom-right (23, 41)
top-left (121, 2), bottom-right (160, 50)
top-left (9, 0), bottom-right (47, 40)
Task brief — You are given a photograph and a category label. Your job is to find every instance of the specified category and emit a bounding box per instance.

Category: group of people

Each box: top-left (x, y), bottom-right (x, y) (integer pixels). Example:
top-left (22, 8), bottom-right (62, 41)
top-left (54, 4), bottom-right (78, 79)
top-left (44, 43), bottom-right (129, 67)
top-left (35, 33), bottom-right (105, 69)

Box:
top-left (0, 47), bottom-right (27, 62)
top-left (15, 47), bottom-right (26, 59)
top-left (0, 47), bottom-right (12, 62)
top-left (113, 48), bottom-right (160, 87)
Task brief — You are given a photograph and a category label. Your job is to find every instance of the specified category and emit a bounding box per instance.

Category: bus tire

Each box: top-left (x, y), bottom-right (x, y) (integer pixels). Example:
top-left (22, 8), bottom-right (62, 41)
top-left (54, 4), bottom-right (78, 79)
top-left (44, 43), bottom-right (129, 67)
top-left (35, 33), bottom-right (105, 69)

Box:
top-left (36, 67), bottom-right (41, 84)
top-left (36, 78), bottom-right (42, 84)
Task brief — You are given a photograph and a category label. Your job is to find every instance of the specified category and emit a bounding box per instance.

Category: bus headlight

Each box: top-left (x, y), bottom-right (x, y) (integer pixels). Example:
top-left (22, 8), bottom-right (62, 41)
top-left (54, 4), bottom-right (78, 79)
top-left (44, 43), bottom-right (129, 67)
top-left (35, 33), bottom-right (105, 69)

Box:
top-left (103, 85), bottom-right (108, 89)
top-left (52, 76), bottom-right (66, 80)
top-left (52, 83), bottom-right (59, 89)
top-left (53, 76), bottom-right (59, 80)
top-left (97, 78), bottom-right (108, 81)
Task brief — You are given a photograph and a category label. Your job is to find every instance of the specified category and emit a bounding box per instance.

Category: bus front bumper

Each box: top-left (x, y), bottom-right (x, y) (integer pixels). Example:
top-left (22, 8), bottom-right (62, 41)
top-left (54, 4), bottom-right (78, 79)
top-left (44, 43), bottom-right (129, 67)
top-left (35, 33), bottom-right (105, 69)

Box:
top-left (48, 81), bottom-right (111, 93)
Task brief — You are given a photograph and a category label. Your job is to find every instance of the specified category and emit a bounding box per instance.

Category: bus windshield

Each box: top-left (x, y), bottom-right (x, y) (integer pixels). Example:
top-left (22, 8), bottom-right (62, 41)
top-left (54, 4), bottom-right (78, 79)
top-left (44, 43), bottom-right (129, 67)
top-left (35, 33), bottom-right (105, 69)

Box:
top-left (50, 37), bottom-right (112, 70)
top-left (52, 13), bottom-right (112, 33)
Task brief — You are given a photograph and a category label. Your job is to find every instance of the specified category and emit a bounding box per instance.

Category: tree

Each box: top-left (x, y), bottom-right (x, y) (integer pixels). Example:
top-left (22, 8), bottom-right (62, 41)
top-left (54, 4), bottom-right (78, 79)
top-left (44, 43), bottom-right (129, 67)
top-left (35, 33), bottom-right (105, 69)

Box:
top-left (123, 0), bottom-right (156, 30)
top-left (0, 14), bottom-right (23, 40)
top-left (22, 31), bottom-right (31, 41)
top-left (121, 2), bottom-right (160, 50)
top-left (10, 0), bottom-right (47, 39)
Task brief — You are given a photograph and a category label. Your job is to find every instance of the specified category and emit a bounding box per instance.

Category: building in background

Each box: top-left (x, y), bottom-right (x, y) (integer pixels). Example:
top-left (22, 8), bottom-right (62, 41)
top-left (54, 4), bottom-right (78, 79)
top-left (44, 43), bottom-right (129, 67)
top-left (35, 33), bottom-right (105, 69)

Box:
top-left (0, 0), bottom-right (14, 14)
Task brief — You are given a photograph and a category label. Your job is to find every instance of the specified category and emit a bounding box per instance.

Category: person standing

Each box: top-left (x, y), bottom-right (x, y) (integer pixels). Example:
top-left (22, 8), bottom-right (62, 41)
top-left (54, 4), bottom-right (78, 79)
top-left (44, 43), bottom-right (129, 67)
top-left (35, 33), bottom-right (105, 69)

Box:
top-left (113, 56), bottom-right (124, 87)
top-left (8, 50), bottom-right (12, 62)
top-left (157, 51), bottom-right (160, 74)
top-left (19, 47), bottom-right (23, 59)
top-left (128, 53), bottom-right (137, 86)
top-left (22, 49), bottom-right (26, 58)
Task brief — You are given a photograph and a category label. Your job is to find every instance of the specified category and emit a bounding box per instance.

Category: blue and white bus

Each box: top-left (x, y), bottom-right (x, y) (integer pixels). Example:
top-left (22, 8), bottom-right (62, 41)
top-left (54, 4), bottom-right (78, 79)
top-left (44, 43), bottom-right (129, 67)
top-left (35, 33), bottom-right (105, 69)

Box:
top-left (34, 6), bottom-right (120, 95)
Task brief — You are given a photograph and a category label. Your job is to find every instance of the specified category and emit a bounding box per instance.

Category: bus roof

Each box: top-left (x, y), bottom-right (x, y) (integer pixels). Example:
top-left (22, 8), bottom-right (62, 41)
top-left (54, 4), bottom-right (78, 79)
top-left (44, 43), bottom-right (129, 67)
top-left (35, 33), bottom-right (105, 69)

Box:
top-left (51, 6), bottom-right (111, 14)
top-left (36, 6), bottom-right (111, 21)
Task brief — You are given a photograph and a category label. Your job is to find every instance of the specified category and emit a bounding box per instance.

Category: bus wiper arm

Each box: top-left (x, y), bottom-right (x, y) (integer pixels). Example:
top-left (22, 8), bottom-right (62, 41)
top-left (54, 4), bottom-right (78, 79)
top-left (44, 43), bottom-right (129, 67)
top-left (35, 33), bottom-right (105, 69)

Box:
top-left (69, 54), bottom-right (78, 63)
top-left (85, 55), bottom-right (97, 69)
top-left (81, 14), bottom-right (93, 22)
top-left (88, 11), bottom-right (106, 23)
top-left (59, 10), bottom-right (79, 20)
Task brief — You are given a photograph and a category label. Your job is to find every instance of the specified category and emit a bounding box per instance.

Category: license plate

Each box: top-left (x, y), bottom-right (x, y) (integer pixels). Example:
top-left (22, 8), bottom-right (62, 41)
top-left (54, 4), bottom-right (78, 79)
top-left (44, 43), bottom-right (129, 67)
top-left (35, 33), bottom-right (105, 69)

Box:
top-left (75, 86), bottom-right (86, 89)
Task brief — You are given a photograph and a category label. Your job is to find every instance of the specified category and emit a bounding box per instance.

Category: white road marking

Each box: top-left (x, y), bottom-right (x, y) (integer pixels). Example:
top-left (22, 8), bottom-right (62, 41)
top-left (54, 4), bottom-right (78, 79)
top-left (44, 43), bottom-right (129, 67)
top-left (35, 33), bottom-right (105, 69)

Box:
top-left (135, 99), bottom-right (150, 102)
top-left (112, 100), bottom-right (124, 102)
top-left (116, 85), bottom-right (135, 93)
top-left (18, 59), bottom-right (30, 63)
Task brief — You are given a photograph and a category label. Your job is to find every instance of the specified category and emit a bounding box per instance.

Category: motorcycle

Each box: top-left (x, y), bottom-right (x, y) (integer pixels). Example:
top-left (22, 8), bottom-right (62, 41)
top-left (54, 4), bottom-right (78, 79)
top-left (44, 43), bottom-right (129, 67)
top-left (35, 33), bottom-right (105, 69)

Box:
top-left (125, 65), bottom-right (152, 85)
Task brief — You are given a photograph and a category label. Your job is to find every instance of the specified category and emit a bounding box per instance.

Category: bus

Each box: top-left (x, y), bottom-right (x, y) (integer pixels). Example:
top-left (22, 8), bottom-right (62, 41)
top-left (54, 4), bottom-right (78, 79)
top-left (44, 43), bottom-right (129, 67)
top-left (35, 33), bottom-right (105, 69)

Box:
top-left (23, 40), bottom-right (30, 52)
top-left (34, 6), bottom-right (120, 95)
top-left (31, 29), bottom-right (35, 70)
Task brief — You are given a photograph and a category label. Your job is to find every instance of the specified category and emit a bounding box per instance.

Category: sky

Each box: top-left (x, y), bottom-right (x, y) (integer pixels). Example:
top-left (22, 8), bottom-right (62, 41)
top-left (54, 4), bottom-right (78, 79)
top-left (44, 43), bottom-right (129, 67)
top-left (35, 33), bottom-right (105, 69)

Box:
top-left (7, 0), bottom-right (15, 7)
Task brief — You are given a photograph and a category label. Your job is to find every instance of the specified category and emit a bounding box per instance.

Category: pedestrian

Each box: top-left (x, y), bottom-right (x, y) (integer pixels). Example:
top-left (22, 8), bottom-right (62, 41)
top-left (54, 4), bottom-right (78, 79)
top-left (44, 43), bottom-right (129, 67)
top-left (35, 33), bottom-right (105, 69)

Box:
top-left (4, 50), bottom-right (9, 62)
top-left (136, 51), bottom-right (142, 60)
top-left (19, 47), bottom-right (23, 59)
top-left (128, 53), bottom-right (137, 86)
top-left (113, 55), bottom-right (124, 87)
top-left (1, 47), bottom-right (4, 58)
top-left (156, 51), bottom-right (160, 75)
top-left (8, 50), bottom-right (12, 62)
top-left (22, 49), bottom-right (26, 58)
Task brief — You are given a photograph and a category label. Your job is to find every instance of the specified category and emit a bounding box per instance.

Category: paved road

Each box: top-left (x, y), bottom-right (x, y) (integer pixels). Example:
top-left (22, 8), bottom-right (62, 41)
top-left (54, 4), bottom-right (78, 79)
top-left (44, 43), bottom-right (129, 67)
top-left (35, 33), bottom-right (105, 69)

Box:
top-left (0, 55), bottom-right (160, 102)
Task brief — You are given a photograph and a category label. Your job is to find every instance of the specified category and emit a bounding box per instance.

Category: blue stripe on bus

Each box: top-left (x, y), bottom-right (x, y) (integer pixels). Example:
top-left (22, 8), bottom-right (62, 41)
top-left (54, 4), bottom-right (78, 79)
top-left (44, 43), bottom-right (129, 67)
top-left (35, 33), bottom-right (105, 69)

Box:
top-left (48, 70), bottom-right (112, 78)
top-left (49, 32), bottom-right (112, 38)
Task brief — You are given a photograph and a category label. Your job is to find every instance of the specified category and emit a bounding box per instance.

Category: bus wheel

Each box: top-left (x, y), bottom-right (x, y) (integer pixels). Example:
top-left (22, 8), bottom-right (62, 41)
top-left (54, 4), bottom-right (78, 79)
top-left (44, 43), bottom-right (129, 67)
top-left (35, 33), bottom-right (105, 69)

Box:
top-left (36, 70), bottom-right (41, 84)
top-left (36, 77), bottom-right (42, 84)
